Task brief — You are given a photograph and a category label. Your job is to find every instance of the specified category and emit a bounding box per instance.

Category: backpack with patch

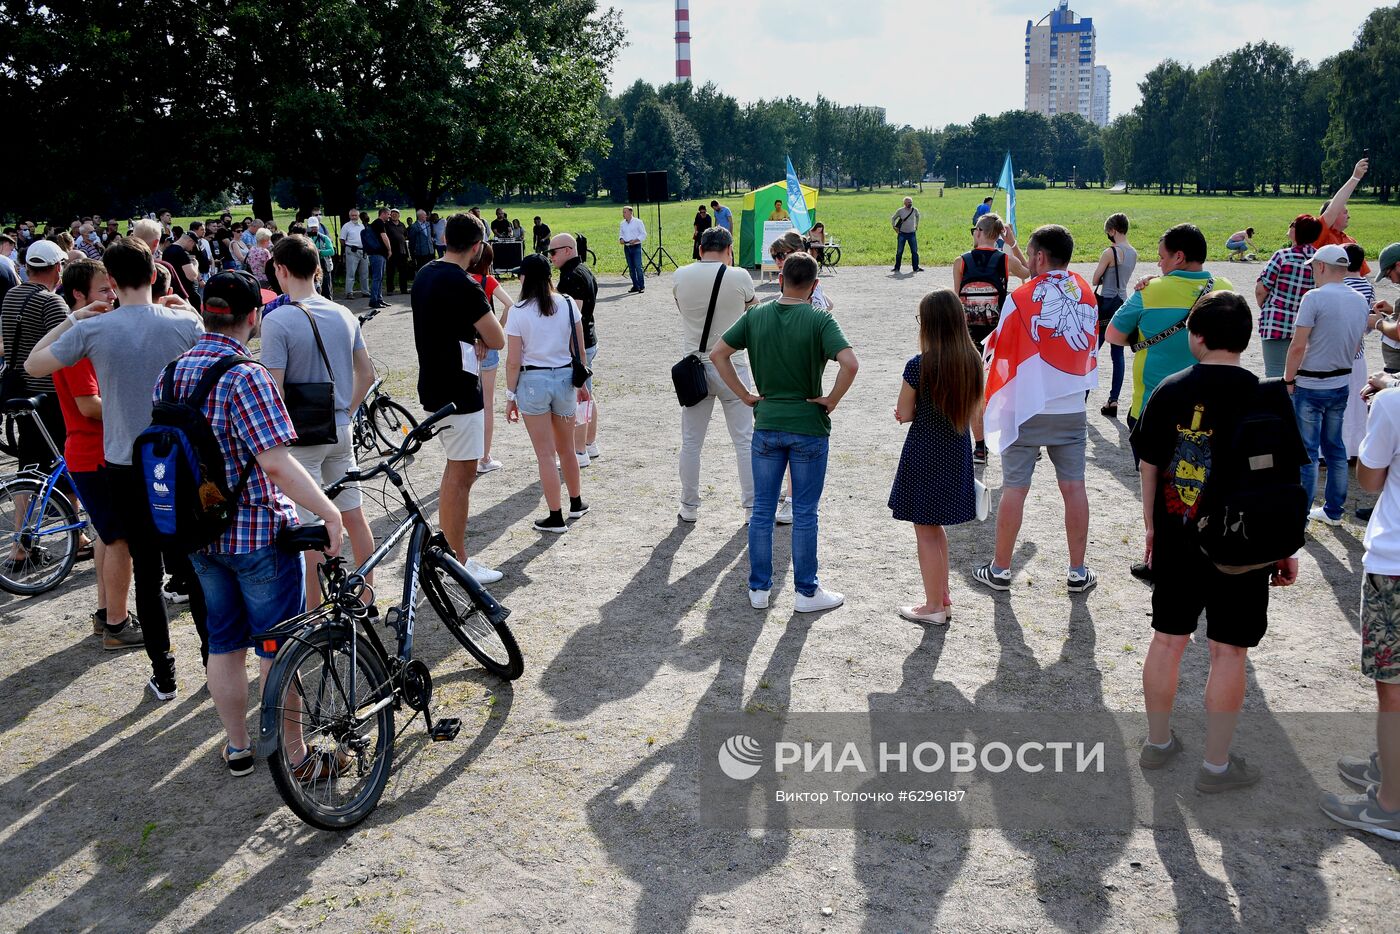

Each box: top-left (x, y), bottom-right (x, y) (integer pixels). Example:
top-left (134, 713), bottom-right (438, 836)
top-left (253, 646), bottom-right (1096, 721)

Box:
top-left (1195, 378), bottom-right (1308, 574)
top-left (132, 354), bottom-right (259, 554)
top-left (958, 249), bottom-right (1008, 330)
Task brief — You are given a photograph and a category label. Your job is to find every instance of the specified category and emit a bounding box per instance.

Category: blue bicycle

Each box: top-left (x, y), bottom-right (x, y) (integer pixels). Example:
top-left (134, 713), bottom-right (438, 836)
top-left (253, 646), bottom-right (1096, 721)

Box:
top-left (0, 394), bottom-right (88, 595)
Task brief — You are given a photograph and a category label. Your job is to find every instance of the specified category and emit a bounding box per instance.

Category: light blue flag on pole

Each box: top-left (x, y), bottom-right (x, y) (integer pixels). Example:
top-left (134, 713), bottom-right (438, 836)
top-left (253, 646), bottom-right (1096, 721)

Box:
top-left (996, 152), bottom-right (1017, 233)
top-left (785, 156), bottom-right (812, 235)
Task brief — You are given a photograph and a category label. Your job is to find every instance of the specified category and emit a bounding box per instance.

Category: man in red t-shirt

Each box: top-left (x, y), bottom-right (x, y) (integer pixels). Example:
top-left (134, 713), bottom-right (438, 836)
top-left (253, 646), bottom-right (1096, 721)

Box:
top-left (1316, 157), bottom-right (1371, 275)
top-left (57, 260), bottom-right (139, 647)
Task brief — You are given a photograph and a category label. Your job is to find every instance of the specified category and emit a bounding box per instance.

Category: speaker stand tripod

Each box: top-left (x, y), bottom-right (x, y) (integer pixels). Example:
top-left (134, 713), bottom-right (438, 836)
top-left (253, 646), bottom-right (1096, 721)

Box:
top-left (644, 201), bottom-right (678, 275)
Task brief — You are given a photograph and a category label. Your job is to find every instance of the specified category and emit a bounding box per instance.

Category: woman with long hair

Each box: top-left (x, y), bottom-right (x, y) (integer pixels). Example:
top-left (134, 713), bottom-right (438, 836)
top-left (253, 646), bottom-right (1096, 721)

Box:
top-left (889, 289), bottom-right (984, 625)
top-left (468, 242), bottom-right (514, 474)
top-left (1090, 212), bottom-right (1138, 418)
top-left (504, 254), bottom-right (591, 532)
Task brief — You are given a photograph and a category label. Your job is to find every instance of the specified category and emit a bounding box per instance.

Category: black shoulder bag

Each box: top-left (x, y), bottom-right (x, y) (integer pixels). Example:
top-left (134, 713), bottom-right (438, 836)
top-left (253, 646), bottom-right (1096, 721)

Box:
top-left (1095, 246), bottom-right (1124, 323)
top-left (1131, 277), bottom-right (1214, 353)
top-left (671, 265), bottom-right (727, 407)
top-left (0, 289), bottom-right (43, 403)
top-left (282, 302), bottom-right (339, 446)
top-left (564, 296), bottom-right (592, 389)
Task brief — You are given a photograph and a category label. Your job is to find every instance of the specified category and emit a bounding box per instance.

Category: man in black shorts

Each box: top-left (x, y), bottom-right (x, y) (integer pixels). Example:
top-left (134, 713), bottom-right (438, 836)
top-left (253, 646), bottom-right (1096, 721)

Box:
top-left (1132, 291), bottom-right (1307, 792)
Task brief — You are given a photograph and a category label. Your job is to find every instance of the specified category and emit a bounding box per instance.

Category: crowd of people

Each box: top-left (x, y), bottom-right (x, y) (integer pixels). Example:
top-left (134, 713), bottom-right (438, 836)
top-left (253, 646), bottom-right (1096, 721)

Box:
top-left (1, 168), bottom-right (1398, 839)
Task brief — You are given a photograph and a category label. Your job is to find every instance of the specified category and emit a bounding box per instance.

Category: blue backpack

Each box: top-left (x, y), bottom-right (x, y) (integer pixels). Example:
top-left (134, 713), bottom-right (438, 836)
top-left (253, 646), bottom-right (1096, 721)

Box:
top-left (132, 354), bottom-right (259, 553)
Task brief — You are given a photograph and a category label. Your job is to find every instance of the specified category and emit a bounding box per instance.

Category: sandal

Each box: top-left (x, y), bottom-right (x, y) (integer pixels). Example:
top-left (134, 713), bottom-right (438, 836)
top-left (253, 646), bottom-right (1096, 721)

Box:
top-left (1101, 401), bottom-right (1118, 418)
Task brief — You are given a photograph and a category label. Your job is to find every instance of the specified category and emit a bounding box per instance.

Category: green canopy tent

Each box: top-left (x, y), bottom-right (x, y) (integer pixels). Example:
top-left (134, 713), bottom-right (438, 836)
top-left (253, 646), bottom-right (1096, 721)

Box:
top-left (738, 180), bottom-right (819, 268)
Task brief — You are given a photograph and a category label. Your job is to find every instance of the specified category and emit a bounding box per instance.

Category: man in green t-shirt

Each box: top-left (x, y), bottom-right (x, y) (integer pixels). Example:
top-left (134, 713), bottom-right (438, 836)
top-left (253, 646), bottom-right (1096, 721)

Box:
top-left (711, 252), bottom-right (859, 614)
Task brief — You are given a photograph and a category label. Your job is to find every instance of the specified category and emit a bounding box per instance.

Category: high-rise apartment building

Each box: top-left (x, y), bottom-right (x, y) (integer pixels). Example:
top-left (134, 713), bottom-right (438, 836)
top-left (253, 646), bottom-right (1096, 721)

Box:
top-left (1092, 65), bottom-right (1110, 127)
top-left (1024, 1), bottom-right (1101, 123)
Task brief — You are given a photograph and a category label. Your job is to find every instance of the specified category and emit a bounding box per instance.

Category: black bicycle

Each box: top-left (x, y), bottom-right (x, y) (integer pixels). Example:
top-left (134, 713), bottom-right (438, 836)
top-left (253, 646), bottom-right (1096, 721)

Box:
top-left (256, 403), bottom-right (521, 830)
top-left (351, 307), bottom-right (418, 459)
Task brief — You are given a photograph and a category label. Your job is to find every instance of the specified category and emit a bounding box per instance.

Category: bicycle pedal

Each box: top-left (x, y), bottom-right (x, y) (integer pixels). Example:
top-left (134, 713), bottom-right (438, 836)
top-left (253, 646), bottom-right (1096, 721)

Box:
top-left (429, 717), bottom-right (461, 742)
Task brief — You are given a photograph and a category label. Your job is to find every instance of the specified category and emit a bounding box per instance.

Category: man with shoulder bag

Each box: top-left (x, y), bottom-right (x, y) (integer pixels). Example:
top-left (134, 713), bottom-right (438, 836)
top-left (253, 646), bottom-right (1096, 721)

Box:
top-left (670, 227), bottom-right (758, 524)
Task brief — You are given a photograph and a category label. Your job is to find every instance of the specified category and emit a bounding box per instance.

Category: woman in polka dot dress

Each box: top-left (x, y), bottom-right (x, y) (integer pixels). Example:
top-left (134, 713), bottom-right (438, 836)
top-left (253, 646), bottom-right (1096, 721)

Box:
top-left (889, 289), bottom-right (983, 625)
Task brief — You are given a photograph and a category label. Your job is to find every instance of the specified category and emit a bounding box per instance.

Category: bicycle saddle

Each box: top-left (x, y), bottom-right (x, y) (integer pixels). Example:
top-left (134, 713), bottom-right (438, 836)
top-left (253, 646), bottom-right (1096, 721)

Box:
top-left (0, 393), bottom-right (45, 414)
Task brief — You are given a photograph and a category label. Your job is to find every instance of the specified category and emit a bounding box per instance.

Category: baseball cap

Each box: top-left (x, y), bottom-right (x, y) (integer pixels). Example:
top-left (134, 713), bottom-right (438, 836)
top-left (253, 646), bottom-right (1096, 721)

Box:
top-left (24, 239), bottom-right (67, 269)
top-left (1305, 243), bottom-right (1351, 268)
top-left (201, 270), bottom-right (263, 317)
top-left (1375, 242), bottom-right (1400, 282)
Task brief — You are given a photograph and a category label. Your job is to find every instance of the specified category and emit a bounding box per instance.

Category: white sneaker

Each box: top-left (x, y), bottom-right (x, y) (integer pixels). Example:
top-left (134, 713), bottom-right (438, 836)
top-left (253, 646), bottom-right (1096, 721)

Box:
top-left (1309, 506), bottom-right (1344, 527)
top-left (464, 558), bottom-right (504, 584)
top-left (744, 507), bottom-right (753, 526)
top-left (775, 498), bottom-right (794, 525)
top-left (749, 589), bottom-right (770, 609)
top-left (476, 456), bottom-right (502, 475)
top-left (576, 450), bottom-right (591, 469)
top-left (678, 504), bottom-right (698, 523)
top-left (795, 586), bottom-right (844, 613)
top-left (586, 443), bottom-right (601, 460)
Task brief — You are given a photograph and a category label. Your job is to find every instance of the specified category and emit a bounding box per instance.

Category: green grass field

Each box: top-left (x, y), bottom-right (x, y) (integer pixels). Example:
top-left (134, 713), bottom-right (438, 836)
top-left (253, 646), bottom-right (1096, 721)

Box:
top-left (213, 186), bottom-right (1400, 274)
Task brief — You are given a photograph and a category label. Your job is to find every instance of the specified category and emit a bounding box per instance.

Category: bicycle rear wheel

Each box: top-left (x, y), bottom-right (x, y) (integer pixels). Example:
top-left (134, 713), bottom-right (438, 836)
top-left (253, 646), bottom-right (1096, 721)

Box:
top-left (0, 477), bottom-right (80, 595)
top-left (420, 551), bottom-right (523, 680)
top-left (369, 398), bottom-right (418, 451)
top-left (265, 625), bottom-right (396, 831)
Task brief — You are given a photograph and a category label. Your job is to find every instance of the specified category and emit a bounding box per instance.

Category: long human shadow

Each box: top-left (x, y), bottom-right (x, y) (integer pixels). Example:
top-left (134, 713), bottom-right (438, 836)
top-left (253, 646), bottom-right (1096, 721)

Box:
top-left (540, 523), bottom-right (748, 721)
top-left (1086, 414), bottom-right (1139, 494)
top-left (0, 638), bottom-right (111, 739)
top-left (973, 597), bottom-right (1130, 932)
top-left (584, 542), bottom-right (797, 932)
top-left (1302, 529), bottom-right (1366, 635)
top-left (853, 625), bottom-right (973, 932)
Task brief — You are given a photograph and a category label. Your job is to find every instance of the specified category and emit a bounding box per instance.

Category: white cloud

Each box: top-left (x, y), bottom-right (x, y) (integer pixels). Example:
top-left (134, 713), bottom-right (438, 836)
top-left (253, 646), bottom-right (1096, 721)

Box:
top-left (608, 0), bottom-right (1379, 126)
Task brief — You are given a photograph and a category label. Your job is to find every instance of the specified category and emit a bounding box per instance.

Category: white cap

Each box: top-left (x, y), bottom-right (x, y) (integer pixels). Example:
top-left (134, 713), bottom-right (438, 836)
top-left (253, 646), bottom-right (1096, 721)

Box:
top-left (1306, 243), bottom-right (1351, 268)
top-left (24, 239), bottom-right (67, 268)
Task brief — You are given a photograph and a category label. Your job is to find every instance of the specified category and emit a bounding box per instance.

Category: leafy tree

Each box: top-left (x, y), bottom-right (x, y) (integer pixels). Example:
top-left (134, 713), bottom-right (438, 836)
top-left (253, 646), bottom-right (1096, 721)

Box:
top-left (896, 131), bottom-right (925, 190)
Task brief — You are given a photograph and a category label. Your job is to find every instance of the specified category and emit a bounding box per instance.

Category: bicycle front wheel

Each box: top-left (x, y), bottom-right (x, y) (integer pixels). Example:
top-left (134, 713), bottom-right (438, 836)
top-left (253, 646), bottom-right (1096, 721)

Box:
top-left (420, 551), bottom-right (523, 680)
top-left (0, 477), bottom-right (80, 595)
top-left (369, 398), bottom-right (418, 451)
top-left (265, 625), bottom-right (396, 831)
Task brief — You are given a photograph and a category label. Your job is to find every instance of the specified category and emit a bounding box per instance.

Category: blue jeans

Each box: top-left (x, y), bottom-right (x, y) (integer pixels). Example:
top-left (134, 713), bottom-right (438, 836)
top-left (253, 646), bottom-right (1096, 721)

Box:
top-left (894, 232), bottom-right (919, 270)
top-left (1261, 338), bottom-right (1291, 378)
top-left (191, 543), bottom-right (306, 658)
top-left (1292, 384), bottom-right (1350, 519)
top-left (1097, 325), bottom-right (1125, 402)
top-left (749, 430), bottom-right (828, 596)
top-left (368, 253), bottom-right (386, 304)
top-left (624, 244), bottom-right (645, 290)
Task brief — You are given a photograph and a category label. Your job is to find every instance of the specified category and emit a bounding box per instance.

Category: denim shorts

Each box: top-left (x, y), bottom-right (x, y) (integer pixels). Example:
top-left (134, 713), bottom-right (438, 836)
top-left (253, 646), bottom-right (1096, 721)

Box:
top-left (585, 343), bottom-right (597, 393)
top-left (191, 543), bottom-right (306, 658)
top-left (517, 366), bottom-right (576, 418)
top-left (482, 348), bottom-right (500, 371)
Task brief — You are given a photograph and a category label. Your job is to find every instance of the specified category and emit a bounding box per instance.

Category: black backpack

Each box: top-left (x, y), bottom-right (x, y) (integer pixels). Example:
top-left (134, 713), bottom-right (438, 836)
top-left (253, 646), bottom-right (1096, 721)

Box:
top-left (132, 354), bottom-right (260, 554)
top-left (1196, 378), bottom-right (1308, 574)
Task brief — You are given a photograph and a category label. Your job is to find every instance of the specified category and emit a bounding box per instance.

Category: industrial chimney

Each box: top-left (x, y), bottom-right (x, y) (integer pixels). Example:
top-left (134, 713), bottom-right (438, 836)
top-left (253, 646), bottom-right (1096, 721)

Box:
top-left (675, 0), bottom-right (691, 82)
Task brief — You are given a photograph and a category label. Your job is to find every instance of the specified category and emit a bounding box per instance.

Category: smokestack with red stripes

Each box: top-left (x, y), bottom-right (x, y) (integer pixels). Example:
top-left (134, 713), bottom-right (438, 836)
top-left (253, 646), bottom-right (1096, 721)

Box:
top-left (675, 0), bottom-right (692, 82)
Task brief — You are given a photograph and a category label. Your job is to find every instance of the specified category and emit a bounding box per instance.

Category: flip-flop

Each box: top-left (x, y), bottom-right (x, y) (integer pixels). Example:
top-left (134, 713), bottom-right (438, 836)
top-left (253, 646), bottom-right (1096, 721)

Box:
top-left (899, 606), bottom-right (949, 626)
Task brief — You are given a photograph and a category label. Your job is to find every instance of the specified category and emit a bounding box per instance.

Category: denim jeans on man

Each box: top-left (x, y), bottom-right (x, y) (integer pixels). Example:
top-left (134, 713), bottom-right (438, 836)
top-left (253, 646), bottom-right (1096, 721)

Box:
top-left (624, 244), bottom-right (645, 291)
top-left (894, 232), bottom-right (919, 271)
top-left (1292, 384), bottom-right (1350, 519)
top-left (749, 430), bottom-right (828, 596)
top-left (368, 253), bottom-right (386, 304)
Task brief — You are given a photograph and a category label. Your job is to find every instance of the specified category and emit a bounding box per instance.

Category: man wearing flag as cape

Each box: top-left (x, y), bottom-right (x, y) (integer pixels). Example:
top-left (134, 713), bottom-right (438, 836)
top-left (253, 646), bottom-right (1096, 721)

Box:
top-left (974, 223), bottom-right (1101, 595)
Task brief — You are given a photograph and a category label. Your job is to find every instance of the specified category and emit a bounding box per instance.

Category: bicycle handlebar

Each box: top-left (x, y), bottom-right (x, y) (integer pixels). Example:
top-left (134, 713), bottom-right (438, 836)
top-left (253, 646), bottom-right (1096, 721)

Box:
top-left (357, 306), bottom-right (383, 326)
top-left (325, 402), bottom-right (457, 499)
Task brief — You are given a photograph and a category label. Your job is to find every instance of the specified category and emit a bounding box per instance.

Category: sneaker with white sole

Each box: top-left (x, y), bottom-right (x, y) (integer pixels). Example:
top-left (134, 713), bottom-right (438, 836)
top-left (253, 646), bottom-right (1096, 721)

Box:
top-left (586, 443), bottom-right (601, 460)
top-left (972, 563), bottom-right (1012, 591)
top-left (162, 581), bottom-right (190, 605)
top-left (1308, 506), bottom-right (1344, 526)
top-left (678, 504), bottom-right (698, 523)
top-left (576, 450), bottom-right (591, 468)
top-left (223, 744), bottom-right (255, 777)
top-left (464, 558), bottom-right (504, 584)
top-left (1067, 567), bottom-right (1098, 593)
top-left (775, 498), bottom-right (794, 525)
top-left (795, 586), bottom-right (844, 613)
top-left (476, 456), bottom-right (503, 475)
top-left (147, 653), bottom-right (178, 701)
top-left (568, 497), bottom-right (589, 519)
top-left (1320, 786), bottom-right (1400, 840)
top-left (1338, 751), bottom-right (1383, 790)
top-left (1195, 754), bottom-right (1261, 793)
top-left (749, 589), bottom-right (770, 609)
top-left (533, 512), bottom-right (568, 534)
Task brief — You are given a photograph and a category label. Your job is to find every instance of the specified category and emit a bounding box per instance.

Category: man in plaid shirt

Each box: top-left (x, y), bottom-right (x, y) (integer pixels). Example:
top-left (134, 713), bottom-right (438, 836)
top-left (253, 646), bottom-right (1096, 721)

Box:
top-left (165, 271), bottom-right (345, 779)
top-left (1256, 214), bottom-right (1323, 377)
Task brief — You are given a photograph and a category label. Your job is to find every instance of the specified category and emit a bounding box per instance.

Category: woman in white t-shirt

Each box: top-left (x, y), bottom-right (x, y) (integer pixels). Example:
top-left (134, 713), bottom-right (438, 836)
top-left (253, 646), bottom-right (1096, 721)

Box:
top-left (504, 254), bottom-right (591, 533)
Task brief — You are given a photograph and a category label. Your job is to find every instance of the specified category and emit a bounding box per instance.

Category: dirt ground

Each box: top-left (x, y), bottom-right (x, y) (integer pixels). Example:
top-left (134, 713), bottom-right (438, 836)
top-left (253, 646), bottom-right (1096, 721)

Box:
top-left (1, 260), bottom-right (1397, 933)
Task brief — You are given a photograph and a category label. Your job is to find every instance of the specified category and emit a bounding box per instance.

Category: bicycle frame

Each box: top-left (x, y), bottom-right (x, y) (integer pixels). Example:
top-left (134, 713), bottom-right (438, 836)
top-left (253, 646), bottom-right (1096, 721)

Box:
top-left (5, 459), bottom-right (87, 541)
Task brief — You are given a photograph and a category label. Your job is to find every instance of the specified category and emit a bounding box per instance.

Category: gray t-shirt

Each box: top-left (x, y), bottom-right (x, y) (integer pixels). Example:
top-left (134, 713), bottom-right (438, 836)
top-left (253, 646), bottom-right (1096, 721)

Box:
top-left (672, 262), bottom-right (756, 362)
top-left (1295, 281), bottom-right (1369, 390)
top-left (50, 303), bottom-right (203, 465)
top-left (1099, 243), bottom-right (1138, 301)
top-left (258, 294), bottom-right (365, 425)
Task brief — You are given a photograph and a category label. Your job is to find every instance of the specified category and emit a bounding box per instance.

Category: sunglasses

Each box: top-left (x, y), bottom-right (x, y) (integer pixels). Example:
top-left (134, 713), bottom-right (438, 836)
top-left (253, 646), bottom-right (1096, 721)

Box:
top-left (544, 246), bottom-right (571, 255)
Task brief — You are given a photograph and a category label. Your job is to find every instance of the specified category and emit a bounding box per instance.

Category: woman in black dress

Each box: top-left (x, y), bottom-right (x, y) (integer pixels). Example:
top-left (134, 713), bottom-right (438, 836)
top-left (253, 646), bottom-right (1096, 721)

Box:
top-left (889, 289), bottom-right (983, 625)
top-left (692, 205), bottom-right (711, 260)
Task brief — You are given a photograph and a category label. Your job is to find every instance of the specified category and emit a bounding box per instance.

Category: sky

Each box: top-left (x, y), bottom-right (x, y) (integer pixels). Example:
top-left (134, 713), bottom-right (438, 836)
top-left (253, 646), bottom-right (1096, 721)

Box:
top-left (608, 0), bottom-right (1383, 128)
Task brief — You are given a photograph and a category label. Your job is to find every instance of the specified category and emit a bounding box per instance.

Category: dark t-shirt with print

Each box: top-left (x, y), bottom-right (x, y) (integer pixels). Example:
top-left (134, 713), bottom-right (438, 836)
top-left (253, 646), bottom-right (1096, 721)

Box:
top-left (410, 260), bottom-right (490, 414)
top-left (1132, 363), bottom-right (1307, 558)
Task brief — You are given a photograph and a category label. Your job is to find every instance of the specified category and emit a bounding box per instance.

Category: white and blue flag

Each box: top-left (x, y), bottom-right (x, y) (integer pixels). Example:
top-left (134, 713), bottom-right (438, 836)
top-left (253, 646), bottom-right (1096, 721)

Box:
top-left (997, 153), bottom-right (1017, 233)
top-left (785, 156), bottom-right (812, 234)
